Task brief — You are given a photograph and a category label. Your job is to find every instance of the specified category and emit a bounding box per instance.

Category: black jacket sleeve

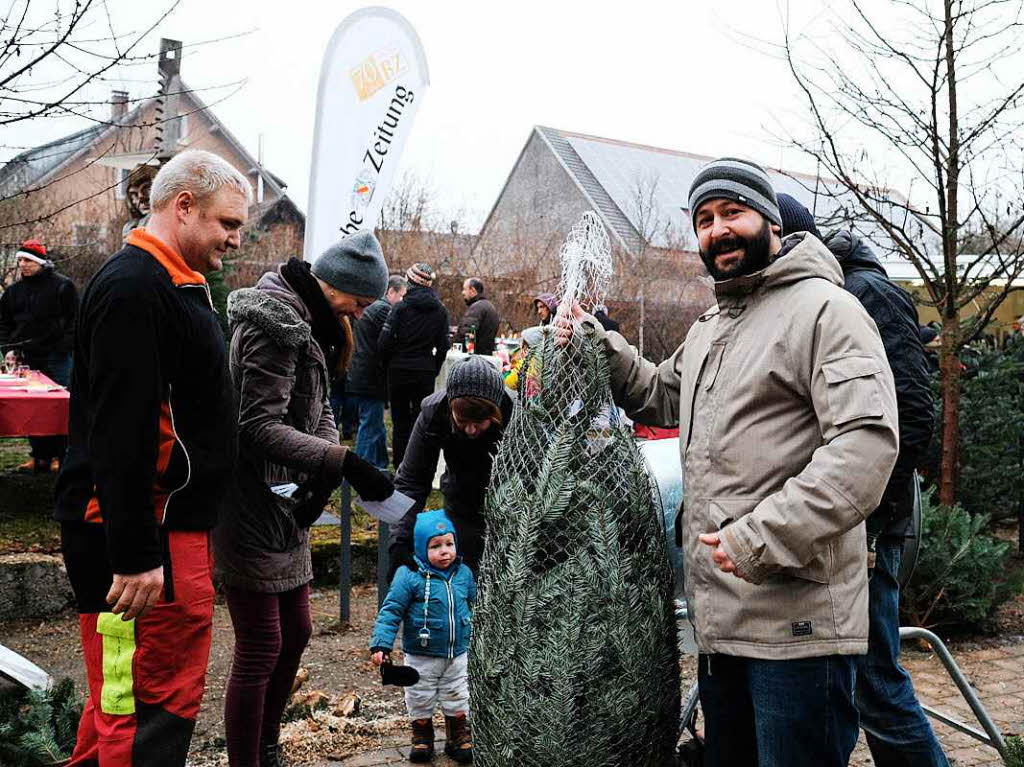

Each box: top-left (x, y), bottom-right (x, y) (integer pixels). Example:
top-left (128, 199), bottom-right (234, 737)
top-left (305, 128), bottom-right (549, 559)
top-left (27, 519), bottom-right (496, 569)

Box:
top-left (378, 302), bottom-right (400, 367)
top-left (433, 307), bottom-right (450, 375)
top-left (457, 302), bottom-right (481, 345)
top-left (390, 403), bottom-right (444, 558)
top-left (847, 273), bottom-right (934, 518)
top-left (87, 279), bottom-right (166, 574)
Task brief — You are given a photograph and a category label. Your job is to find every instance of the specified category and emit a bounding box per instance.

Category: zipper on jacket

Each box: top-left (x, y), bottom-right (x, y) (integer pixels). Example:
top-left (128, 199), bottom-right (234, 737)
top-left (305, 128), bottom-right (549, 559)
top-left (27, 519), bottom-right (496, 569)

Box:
top-left (181, 282), bottom-right (215, 312)
top-left (161, 384), bottom-right (192, 527)
top-left (445, 578), bottom-right (456, 659)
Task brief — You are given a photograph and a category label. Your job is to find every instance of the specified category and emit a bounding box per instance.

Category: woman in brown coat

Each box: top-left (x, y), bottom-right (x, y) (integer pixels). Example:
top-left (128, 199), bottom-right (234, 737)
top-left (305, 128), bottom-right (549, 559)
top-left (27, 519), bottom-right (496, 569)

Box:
top-left (215, 232), bottom-right (394, 767)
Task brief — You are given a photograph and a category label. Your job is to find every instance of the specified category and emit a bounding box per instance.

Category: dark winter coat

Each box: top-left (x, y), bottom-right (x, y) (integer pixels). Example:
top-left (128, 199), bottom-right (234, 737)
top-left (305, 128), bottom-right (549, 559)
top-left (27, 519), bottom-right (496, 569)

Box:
top-left (0, 266), bottom-right (78, 360)
top-left (346, 298), bottom-right (391, 400)
top-left (378, 284), bottom-right (449, 375)
top-left (55, 230), bottom-right (234, 576)
top-left (390, 389), bottom-right (515, 574)
top-left (457, 295), bottom-right (499, 356)
top-left (214, 269), bottom-right (347, 593)
top-left (825, 230), bottom-right (935, 537)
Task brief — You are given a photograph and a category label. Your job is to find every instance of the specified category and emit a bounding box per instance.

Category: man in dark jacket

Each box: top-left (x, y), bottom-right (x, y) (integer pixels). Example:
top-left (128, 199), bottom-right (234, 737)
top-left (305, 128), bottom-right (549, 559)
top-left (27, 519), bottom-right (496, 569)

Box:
top-left (0, 239), bottom-right (78, 472)
top-left (389, 356), bottom-right (513, 578)
top-left (779, 193), bottom-right (945, 767)
top-left (54, 150), bottom-right (252, 767)
top-left (379, 262), bottom-right (450, 468)
top-left (458, 277), bottom-right (499, 355)
top-left (347, 274), bottom-right (406, 468)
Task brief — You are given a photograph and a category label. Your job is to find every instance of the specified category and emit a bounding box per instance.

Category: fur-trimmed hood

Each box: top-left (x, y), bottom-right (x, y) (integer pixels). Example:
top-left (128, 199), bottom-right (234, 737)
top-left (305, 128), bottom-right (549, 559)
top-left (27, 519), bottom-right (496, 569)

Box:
top-left (227, 271), bottom-right (311, 350)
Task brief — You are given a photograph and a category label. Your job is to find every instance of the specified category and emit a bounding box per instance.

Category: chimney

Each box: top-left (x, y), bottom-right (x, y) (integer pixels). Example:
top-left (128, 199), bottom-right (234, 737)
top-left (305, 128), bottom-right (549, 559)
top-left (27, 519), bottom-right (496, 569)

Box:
top-left (110, 90), bottom-right (129, 121)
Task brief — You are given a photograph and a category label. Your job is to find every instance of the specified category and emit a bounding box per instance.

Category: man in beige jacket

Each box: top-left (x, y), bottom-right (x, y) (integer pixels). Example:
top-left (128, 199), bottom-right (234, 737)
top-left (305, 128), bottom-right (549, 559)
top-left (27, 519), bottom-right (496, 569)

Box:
top-left (558, 158), bottom-right (899, 766)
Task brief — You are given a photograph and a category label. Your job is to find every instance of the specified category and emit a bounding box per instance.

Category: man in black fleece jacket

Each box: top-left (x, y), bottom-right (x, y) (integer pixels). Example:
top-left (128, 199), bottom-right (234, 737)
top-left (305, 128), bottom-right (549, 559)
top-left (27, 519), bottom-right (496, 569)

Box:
top-left (378, 262), bottom-right (450, 468)
top-left (55, 150), bottom-right (252, 766)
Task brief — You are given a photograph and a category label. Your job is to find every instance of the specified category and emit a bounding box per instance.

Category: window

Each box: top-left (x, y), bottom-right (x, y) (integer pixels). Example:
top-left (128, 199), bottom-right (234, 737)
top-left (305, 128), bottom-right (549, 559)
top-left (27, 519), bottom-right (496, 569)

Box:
top-left (115, 168), bottom-right (128, 200)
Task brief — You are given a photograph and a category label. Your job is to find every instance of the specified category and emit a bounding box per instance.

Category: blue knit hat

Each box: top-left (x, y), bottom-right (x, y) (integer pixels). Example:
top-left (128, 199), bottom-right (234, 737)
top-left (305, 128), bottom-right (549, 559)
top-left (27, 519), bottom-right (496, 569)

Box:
top-left (777, 193), bottom-right (821, 239)
top-left (413, 509), bottom-right (458, 566)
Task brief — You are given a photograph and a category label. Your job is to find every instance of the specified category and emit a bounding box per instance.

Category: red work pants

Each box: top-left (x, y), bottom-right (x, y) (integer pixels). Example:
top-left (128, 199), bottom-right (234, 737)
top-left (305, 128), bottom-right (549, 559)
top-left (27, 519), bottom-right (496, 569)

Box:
top-left (67, 530), bottom-right (214, 767)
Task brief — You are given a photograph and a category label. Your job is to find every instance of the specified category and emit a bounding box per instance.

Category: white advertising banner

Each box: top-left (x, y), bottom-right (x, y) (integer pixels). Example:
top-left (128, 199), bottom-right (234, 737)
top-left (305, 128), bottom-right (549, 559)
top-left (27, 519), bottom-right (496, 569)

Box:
top-left (303, 7), bottom-right (429, 262)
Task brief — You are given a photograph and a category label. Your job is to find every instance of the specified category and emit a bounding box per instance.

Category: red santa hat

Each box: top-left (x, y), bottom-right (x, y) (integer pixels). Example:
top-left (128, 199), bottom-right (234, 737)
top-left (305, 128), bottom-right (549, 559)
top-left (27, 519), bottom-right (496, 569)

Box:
top-left (18, 239), bottom-right (50, 266)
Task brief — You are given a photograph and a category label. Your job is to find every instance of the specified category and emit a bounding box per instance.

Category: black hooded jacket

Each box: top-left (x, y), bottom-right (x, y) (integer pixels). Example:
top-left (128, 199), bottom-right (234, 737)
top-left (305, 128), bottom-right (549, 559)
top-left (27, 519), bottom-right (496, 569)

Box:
top-left (825, 230), bottom-right (934, 536)
top-left (377, 284), bottom-right (449, 375)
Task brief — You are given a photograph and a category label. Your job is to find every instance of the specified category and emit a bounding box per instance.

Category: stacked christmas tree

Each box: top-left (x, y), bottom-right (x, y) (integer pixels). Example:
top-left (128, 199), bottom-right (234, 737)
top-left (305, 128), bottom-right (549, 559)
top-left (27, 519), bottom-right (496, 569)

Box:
top-left (469, 213), bottom-right (680, 767)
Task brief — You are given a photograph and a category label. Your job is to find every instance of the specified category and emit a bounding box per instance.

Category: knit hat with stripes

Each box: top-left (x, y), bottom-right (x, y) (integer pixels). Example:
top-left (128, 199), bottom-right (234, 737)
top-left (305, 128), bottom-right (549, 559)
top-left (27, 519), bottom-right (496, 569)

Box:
top-left (406, 262), bottom-right (434, 287)
top-left (687, 157), bottom-right (781, 231)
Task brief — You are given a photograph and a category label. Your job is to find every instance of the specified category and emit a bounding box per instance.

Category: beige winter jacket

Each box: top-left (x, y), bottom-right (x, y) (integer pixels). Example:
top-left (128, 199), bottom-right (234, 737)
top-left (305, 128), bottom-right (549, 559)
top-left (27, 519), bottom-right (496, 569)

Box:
top-left (591, 233), bottom-right (898, 659)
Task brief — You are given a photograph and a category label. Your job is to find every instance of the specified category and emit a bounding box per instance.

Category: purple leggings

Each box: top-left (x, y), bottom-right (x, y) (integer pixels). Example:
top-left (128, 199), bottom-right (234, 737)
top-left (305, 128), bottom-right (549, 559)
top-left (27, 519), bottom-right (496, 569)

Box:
top-left (224, 584), bottom-right (312, 766)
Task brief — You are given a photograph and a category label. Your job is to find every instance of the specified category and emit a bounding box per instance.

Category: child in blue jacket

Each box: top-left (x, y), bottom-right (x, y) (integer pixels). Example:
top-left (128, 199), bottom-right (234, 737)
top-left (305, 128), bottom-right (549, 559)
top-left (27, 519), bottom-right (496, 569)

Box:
top-left (370, 509), bottom-right (476, 763)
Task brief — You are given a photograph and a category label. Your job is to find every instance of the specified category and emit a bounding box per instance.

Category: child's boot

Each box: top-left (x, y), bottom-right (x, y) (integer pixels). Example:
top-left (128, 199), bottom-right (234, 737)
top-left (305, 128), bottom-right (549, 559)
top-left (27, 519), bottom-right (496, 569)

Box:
top-left (409, 718), bottom-right (434, 762)
top-left (444, 713), bottom-right (473, 763)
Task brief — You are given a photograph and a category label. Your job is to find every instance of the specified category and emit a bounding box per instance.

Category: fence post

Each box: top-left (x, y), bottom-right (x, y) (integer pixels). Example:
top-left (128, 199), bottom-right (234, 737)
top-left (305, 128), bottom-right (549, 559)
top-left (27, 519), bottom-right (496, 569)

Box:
top-left (339, 480), bottom-right (351, 624)
top-left (377, 522), bottom-right (390, 608)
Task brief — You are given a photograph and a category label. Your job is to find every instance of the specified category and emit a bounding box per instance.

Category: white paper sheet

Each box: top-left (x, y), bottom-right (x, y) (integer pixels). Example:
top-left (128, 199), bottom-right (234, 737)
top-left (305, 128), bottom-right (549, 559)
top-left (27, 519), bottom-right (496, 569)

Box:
top-left (355, 490), bottom-right (416, 524)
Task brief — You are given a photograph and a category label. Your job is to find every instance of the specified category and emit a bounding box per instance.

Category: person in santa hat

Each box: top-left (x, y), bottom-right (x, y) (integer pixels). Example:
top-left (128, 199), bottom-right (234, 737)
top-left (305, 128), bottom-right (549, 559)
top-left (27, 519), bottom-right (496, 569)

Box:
top-left (0, 239), bottom-right (78, 471)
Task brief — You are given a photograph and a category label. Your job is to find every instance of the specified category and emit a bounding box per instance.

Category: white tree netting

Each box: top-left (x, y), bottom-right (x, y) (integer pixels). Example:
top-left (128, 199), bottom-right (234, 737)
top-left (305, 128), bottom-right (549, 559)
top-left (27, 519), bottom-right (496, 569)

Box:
top-left (469, 212), bottom-right (681, 766)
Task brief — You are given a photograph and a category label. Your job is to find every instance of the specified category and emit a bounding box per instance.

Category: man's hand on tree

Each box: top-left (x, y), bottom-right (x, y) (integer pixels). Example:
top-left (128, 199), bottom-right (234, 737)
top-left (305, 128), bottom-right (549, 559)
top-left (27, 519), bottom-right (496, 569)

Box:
top-left (553, 303), bottom-right (584, 348)
top-left (106, 566), bottom-right (164, 620)
top-left (343, 450), bottom-right (394, 501)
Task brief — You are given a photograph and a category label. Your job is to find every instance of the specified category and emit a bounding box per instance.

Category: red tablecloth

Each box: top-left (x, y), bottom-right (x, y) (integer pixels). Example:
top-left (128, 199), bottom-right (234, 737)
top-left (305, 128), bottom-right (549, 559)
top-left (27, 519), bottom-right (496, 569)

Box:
top-left (0, 371), bottom-right (70, 437)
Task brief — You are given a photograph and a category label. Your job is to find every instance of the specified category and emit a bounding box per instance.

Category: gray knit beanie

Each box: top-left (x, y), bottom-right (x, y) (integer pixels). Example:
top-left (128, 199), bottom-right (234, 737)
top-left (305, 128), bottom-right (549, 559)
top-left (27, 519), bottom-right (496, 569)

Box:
top-left (687, 157), bottom-right (781, 231)
top-left (447, 356), bottom-right (505, 406)
top-left (311, 231), bottom-right (389, 298)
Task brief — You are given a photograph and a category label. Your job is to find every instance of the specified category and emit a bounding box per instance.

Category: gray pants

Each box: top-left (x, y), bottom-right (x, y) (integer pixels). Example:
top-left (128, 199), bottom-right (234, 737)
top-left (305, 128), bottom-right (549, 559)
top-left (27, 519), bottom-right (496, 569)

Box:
top-left (404, 653), bottom-right (470, 720)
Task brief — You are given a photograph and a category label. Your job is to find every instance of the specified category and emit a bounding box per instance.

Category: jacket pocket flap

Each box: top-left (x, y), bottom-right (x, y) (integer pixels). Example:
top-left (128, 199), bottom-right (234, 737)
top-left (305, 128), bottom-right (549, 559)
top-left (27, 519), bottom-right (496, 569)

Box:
top-left (822, 355), bottom-right (883, 384)
top-left (708, 498), bottom-right (761, 529)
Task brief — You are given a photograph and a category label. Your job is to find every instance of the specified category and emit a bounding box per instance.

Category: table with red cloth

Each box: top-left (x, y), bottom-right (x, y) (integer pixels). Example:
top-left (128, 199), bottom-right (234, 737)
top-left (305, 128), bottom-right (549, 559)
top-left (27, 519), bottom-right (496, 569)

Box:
top-left (0, 371), bottom-right (70, 437)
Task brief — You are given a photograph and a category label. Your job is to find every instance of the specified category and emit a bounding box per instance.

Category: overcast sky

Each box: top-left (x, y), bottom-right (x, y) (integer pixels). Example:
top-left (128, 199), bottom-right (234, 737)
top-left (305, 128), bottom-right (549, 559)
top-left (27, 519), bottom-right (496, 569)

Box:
top-left (6, 0), bottom-right (839, 230)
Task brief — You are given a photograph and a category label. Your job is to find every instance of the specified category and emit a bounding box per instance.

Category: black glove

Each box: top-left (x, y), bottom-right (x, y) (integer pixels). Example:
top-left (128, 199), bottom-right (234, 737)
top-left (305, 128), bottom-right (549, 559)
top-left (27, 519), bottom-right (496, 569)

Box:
top-left (291, 478), bottom-right (333, 529)
top-left (343, 450), bottom-right (394, 501)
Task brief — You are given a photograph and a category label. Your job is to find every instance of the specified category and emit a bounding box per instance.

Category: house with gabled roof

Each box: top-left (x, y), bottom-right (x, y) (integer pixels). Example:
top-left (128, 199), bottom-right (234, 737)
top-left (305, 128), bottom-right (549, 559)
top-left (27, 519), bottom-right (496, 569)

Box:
top-left (0, 39), bottom-right (301, 288)
top-left (475, 126), bottom-right (1024, 348)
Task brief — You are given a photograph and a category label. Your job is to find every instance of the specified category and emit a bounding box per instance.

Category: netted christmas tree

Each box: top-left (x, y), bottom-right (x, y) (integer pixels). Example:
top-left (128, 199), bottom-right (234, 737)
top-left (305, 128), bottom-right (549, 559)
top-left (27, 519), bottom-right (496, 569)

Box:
top-left (469, 212), bottom-right (680, 767)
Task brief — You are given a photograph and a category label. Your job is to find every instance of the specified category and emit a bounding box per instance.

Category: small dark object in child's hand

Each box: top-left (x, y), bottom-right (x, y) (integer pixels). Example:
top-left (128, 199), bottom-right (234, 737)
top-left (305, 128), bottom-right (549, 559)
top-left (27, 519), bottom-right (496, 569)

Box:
top-left (380, 653), bottom-right (420, 687)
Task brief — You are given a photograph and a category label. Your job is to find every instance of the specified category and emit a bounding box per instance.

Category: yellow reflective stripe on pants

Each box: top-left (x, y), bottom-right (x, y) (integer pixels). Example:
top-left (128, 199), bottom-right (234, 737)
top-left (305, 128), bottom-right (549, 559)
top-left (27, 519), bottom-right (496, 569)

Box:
top-left (96, 612), bottom-right (136, 715)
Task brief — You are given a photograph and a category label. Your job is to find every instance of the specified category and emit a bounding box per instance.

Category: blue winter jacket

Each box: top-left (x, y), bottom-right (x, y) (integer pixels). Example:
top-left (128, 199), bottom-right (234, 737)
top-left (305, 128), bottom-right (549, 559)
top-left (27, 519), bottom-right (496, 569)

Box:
top-left (370, 510), bottom-right (476, 658)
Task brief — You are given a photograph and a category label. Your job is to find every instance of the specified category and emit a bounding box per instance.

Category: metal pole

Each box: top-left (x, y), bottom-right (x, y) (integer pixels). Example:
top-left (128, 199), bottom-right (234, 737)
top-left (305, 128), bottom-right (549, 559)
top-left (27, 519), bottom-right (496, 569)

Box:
top-left (899, 626), bottom-right (1007, 759)
top-left (339, 480), bottom-right (351, 624)
top-left (377, 521), bottom-right (390, 608)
